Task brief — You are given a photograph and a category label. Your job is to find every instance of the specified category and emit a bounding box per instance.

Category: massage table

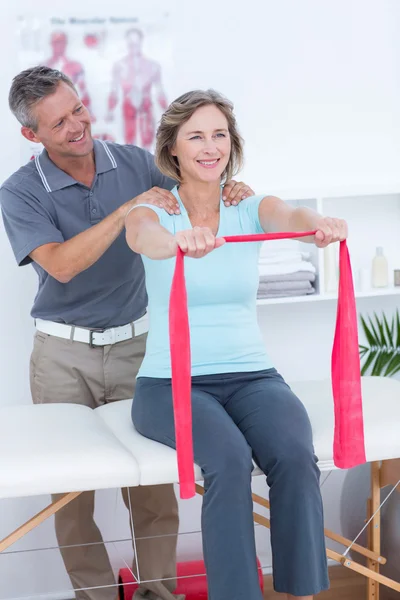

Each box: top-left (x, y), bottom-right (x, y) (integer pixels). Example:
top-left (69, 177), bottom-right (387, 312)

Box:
top-left (1, 376), bottom-right (400, 599)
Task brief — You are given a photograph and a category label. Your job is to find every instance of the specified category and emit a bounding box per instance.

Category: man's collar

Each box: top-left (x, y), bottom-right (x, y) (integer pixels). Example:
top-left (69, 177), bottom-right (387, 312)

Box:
top-left (35, 139), bottom-right (117, 192)
top-left (95, 139), bottom-right (117, 174)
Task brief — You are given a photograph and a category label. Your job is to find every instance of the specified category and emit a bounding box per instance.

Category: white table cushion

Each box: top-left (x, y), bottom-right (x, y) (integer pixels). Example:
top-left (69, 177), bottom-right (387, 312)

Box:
top-left (96, 401), bottom-right (204, 485)
top-left (290, 376), bottom-right (400, 470)
top-left (1, 376), bottom-right (399, 498)
top-left (0, 403), bottom-right (140, 499)
top-left (98, 376), bottom-right (400, 485)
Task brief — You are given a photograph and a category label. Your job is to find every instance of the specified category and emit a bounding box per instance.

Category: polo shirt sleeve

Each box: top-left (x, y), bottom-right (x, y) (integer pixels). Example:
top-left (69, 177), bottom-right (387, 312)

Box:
top-left (238, 194), bottom-right (266, 234)
top-left (145, 152), bottom-right (177, 191)
top-left (0, 186), bottom-right (64, 266)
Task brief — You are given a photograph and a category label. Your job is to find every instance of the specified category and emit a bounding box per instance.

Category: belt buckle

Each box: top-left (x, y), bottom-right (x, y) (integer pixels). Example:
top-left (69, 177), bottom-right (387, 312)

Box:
top-left (89, 328), bottom-right (104, 348)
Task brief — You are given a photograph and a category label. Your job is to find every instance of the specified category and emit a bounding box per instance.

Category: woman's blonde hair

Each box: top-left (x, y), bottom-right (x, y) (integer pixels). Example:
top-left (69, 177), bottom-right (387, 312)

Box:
top-left (155, 89), bottom-right (244, 183)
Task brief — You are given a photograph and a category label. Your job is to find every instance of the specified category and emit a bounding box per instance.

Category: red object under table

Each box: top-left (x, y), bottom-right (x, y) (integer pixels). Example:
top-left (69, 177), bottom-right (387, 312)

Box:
top-left (118, 558), bottom-right (264, 599)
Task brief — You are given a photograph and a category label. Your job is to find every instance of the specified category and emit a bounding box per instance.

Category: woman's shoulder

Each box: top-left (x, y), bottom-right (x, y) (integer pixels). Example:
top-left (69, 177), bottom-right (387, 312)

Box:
top-left (228, 195), bottom-right (266, 235)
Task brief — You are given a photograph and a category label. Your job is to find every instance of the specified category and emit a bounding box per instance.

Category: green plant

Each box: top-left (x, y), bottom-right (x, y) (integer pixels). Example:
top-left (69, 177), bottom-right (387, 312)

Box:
top-left (359, 310), bottom-right (400, 376)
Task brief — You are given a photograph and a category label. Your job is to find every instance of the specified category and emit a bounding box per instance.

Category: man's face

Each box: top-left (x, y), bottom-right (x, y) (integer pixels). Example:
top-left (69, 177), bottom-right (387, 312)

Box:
top-left (23, 82), bottom-right (93, 160)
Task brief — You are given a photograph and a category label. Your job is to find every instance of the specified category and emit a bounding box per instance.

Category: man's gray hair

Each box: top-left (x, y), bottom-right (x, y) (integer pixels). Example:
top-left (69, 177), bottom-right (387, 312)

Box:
top-left (9, 66), bottom-right (77, 131)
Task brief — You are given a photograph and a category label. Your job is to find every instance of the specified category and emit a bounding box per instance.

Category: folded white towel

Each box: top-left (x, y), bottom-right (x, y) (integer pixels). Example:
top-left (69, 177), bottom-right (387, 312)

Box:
top-left (259, 246), bottom-right (311, 263)
top-left (258, 258), bottom-right (303, 268)
top-left (258, 260), bottom-right (316, 277)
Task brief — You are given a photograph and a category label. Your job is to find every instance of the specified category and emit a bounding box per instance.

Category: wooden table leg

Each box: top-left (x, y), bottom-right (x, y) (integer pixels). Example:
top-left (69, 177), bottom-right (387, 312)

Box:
top-left (0, 491), bottom-right (81, 553)
top-left (367, 462), bottom-right (381, 600)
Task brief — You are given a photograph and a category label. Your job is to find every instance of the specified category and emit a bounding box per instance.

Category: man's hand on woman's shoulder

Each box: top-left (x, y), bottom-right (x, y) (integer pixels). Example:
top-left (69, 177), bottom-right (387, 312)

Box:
top-left (222, 180), bottom-right (255, 206)
top-left (123, 187), bottom-right (181, 219)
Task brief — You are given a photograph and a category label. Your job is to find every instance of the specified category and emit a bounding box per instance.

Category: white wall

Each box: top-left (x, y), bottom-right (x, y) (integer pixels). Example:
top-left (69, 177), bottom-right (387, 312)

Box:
top-left (1, 1), bottom-right (400, 598)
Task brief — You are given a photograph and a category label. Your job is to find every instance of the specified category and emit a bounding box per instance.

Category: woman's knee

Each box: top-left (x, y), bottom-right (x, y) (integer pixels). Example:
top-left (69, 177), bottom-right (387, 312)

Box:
top-left (202, 439), bottom-right (253, 485)
top-left (269, 440), bottom-right (319, 484)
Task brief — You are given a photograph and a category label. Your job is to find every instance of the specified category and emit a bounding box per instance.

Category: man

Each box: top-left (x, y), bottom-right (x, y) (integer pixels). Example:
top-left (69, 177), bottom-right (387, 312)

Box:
top-left (0, 66), bottom-right (254, 600)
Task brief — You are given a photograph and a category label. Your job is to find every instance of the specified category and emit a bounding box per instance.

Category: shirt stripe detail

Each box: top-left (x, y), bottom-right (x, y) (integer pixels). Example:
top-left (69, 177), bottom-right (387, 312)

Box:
top-left (35, 156), bottom-right (52, 192)
top-left (99, 140), bottom-right (117, 169)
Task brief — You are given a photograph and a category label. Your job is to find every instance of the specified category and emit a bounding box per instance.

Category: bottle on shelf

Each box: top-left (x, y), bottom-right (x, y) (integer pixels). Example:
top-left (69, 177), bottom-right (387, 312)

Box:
top-left (371, 247), bottom-right (389, 288)
top-left (324, 244), bottom-right (338, 293)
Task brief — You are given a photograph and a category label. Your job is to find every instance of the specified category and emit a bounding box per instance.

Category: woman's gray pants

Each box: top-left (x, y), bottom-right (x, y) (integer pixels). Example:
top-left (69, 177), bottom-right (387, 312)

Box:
top-left (132, 368), bottom-right (329, 599)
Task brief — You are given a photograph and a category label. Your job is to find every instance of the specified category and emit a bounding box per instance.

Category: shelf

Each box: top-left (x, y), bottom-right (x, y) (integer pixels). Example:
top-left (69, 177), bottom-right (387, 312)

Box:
top-left (256, 187), bottom-right (400, 308)
top-left (256, 287), bottom-right (400, 306)
top-left (329, 287), bottom-right (400, 300)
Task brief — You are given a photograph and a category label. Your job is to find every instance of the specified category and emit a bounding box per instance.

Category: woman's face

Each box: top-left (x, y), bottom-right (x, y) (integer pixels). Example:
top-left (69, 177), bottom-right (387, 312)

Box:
top-left (171, 104), bottom-right (231, 184)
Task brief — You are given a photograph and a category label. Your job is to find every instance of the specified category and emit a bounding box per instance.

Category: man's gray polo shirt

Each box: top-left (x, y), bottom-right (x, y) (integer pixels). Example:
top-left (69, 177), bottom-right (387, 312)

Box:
top-left (0, 140), bottom-right (175, 328)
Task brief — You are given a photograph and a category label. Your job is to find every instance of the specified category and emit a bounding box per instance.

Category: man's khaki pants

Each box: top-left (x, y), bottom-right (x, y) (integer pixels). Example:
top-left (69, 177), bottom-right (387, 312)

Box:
top-left (30, 329), bottom-right (181, 600)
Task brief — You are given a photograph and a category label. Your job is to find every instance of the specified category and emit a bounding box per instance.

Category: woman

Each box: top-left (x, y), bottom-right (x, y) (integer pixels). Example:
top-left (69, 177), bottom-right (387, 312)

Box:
top-left (125, 89), bottom-right (347, 600)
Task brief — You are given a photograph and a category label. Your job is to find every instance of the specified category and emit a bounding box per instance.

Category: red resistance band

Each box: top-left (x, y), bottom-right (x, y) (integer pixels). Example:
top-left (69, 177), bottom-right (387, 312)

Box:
top-left (169, 231), bottom-right (366, 499)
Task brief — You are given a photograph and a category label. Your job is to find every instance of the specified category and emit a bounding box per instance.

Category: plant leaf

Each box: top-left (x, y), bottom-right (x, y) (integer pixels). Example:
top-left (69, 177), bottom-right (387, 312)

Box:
top-left (396, 310), bottom-right (400, 348)
top-left (359, 309), bottom-right (400, 377)
top-left (387, 362), bottom-right (400, 377)
top-left (371, 350), bottom-right (385, 376)
top-left (383, 313), bottom-right (394, 347)
top-left (360, 315), bottom-right (378, 347)
top-left (361, 350), bottom-right (378, 375)
top-left (371, 349), bottom-right (393, 376)
top-left (380, 351), bottom-right (393, 374)
top-left (368, 315), bottom-right (381, 347)
top-left (374, 312), bottom-right (387, 347)
top-left (384, 353), bottom-right (400, 377)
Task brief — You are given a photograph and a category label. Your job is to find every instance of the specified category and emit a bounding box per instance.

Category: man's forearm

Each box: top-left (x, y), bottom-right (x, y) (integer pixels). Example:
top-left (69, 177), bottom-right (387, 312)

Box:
top-left (46, 205), bottom-right (127, 282)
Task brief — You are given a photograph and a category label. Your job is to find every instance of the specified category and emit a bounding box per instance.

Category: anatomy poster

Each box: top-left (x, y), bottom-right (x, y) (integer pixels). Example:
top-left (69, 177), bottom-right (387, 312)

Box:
top-left (16, 15), bottom-right (173, 163)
